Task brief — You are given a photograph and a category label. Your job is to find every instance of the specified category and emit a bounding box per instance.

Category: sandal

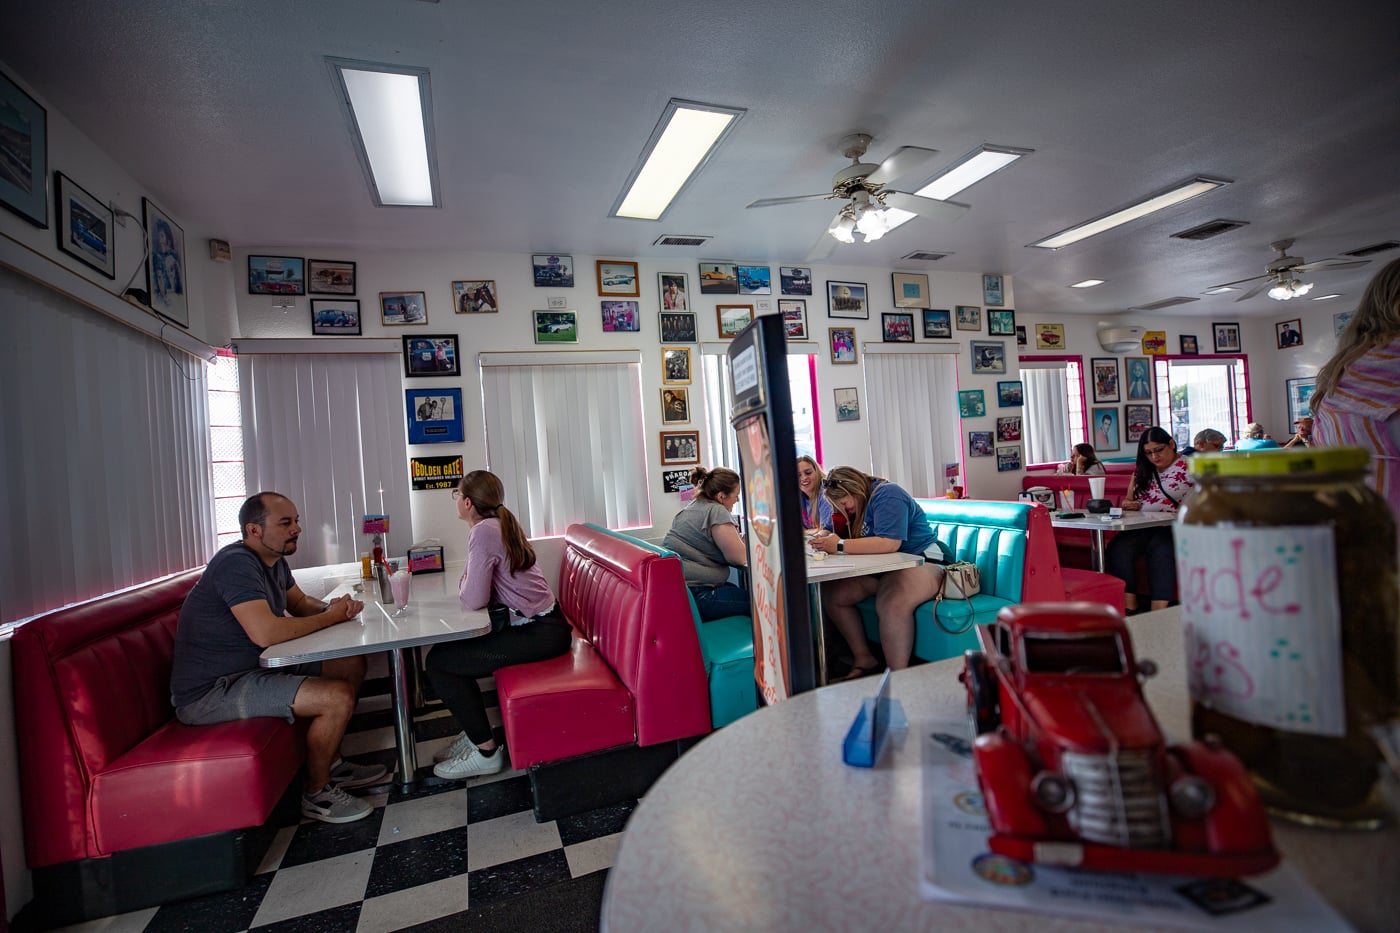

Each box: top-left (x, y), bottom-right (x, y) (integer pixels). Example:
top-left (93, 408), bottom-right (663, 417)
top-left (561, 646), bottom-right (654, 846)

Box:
top-left (841, 661), bottom-right (882, 682)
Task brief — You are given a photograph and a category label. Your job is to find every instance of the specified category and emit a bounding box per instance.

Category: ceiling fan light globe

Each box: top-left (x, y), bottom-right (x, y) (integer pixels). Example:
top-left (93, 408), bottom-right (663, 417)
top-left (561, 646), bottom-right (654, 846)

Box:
top-left (1294, 280), bottom-right (1314, 297)
top-left (1268, 284), bottom-right (1292, 300)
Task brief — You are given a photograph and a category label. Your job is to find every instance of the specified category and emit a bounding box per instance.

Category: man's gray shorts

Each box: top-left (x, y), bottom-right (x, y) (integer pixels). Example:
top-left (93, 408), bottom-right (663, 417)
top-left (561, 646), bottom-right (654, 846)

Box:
top-left (175, 662), bottom-right (322, 726)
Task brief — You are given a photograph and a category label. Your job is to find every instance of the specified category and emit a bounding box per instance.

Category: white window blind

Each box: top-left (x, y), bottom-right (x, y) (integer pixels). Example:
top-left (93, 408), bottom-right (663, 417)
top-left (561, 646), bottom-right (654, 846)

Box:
top-left (1023, 366), bottom-right (1071, 466)
top-left (862, 348), bottom-right (960, 497)
top-left (237, 351), bottom-right (411, 567)
top-left (480, 352), bottom-right (649, 536)
top-left (0, 266), bottom-right (214, 625)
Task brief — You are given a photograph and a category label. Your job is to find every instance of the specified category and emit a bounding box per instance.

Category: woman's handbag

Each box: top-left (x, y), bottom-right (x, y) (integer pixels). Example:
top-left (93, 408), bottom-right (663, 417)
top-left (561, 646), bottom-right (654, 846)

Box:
top-left (933, 561), bottom-right (981, 634)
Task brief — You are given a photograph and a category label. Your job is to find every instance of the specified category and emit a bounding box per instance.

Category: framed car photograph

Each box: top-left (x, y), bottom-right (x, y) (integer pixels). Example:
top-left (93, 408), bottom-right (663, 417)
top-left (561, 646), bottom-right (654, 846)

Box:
top-left (716, 304), bottom-right (754, 338)
top-left (1141, 330), bottom-right (1167, 355)
top-left (1180, 334), bottom-right (1200, 355)
top-left (662, 346), bottom-right (692, 384)
top-left (882, 312), bottom-right (915, 342)
top-left (699, 261), bottom-right (738, 294)
top-left (1276, 318), bottom-right (1304, 349)
top-left (1091, 357), bottom-right (1120, 402)
top-left (779, 299), bottom-right (807, 339)
top-left (958, 389), bottom-right (986, 418)
top-left (659, 311), bottom-right (697, 343)
top-left (533, 254), bottom-right (573, 287)
top-left (1125, 404), bottom-right (1154, 444)
top-left (780, 265), bottom-right (812, 295)
top-left (829, 326), bottom-right (857, 364)
top-left (661, 387), bottom-right (690, 424)
top-left (308, 259), bottom-right (356, 295)
top-left (983, 274), bottom-right (1005, 307)
top-left (923, 309), bottom-right (952, 338)
top-left (380, 290), bottom-right (427, 325)
top-left (534, 310), bottom-right (577, 343)
top-left (827, 280), bottom-right (869, 319)
top-left (0, 70), bottom-right (47, 228)
top-left (970, 340), bottom-right (1007, 375)
top-left (403, 335), bottom-right (460, 378)
top-left (659, 272), bottom-right (689, 310)
top-left (597, 260), bottom-right (639, 296)
top-left (1213, 321), bottom-right (1241, 353)
top-left (405, 388), bottom-right (465, 444)
top-left (1091, 407), bottom-right (1120, 451)
top-left (1125, 357), bottom-right (1153, 400)
top-left (891, 271), bottom-right (930, 308)
top-left (996, 416), bottom-right (1022, 442)
top-left (997, 380), bottom-right (1024, 407)
top-left (601, 300), bottom-right (640, 332)
top-left (968, 431), bottom-right (994, 457)
top-left (143, 198), bottom-right (188, 327)
top-left (834, 387), bottom-right (860, 422)
top-left (736, 264), bottom-right (771, 295)
top-left (956, 305), bottom-right (982, 332)
top-left (54, 171), bottom-right (115, 277)
top-left (310, 299), bottom-right (361, 336)
top-left (248, 255), bottom-right (306, 296)
top-left (660, 431), bottom-right (701, 466)
top-left (987, 308), bottom-right (1016, 336)
top-left (452, 279), bottom-right (498, 313)
top-left (1036, 323), bottom-right (1065, 349)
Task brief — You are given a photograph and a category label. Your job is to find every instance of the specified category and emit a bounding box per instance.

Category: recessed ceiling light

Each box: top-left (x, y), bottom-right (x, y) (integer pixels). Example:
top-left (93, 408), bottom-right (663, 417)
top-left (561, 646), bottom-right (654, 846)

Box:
top-left (611, 100), bottom-right (745, 221)
top-left (1203, 285), bottom-right (1238, 295)
top-left (1028, 176), bottom-right (1231, 249)
top-left (327, 58), bottom-right (439, 207)
top-left (915, 144), bottom-right (1032, 201)
top-left (1311, 293), bottom-right (1342, 301)
top-left (1070, 279), bottom-right (1105, 288)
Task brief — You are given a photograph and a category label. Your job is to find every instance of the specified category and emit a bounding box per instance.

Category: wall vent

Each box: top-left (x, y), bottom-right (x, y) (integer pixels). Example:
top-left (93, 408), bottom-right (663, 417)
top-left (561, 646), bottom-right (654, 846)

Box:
top-left (653, 234), bottom-right (712, 247)
top-left (901, 250), bottom-right (952, 261)
top-left (1341, 240), bottom-right (1400, 258)
top-left (1170, 219), bottom-right (1248, 241)
top-left (1132, 296), bottom-right (1200, 311)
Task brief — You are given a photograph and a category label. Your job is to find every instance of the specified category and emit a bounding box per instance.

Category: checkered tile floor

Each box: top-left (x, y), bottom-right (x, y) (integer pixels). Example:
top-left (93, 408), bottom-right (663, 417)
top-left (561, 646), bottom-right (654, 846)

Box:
top-left (48, 680), bottom-right (629, 932)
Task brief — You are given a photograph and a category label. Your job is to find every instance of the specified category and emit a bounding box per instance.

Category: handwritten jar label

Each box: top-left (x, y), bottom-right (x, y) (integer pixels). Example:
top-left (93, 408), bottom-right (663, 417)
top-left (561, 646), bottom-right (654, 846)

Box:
top-left (1175, 525), bottom-right (1344, 737)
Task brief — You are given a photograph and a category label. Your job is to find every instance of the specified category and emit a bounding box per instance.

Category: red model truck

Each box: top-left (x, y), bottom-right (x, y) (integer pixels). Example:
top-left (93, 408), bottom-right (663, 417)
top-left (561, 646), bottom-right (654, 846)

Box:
top-left (961, 603), bottom-right (1278, 877)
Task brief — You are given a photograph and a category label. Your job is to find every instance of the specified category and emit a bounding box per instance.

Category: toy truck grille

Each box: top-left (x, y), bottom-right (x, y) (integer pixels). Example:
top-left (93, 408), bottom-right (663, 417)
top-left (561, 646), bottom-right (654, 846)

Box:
top-left (1061, 749), bottom-right (1169, 848)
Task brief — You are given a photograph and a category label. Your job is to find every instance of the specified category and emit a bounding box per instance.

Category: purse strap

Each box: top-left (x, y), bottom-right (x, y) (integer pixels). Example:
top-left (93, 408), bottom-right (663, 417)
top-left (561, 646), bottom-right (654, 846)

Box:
top-left (932, 564), bottom-right (977, 636)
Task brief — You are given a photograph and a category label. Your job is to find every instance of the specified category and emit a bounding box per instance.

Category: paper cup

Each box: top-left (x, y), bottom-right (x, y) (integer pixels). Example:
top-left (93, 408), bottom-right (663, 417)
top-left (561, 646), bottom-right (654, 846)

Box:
top-left (1088, 476), bottom-right (1106, 500)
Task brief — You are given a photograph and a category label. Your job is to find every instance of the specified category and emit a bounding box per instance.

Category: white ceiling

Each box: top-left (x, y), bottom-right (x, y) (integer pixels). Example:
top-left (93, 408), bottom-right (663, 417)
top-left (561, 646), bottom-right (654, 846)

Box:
top-left (5, 0), bottom-right (1399, 318)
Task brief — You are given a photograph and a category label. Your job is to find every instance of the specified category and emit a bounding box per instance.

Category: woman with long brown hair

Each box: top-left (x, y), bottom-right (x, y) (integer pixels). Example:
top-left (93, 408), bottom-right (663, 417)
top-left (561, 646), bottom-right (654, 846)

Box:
top-left (662, 466), bottom-right (750, 621)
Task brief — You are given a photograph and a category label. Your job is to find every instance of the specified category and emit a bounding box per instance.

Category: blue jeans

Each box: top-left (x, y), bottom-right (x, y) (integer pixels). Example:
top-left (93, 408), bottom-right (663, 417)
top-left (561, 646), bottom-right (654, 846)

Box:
top-left (690, 582), bottom-right (751, 621)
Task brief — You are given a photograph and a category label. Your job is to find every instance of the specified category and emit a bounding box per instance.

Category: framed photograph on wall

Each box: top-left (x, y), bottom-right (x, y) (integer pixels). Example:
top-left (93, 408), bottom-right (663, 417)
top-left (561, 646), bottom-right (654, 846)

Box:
top-left (923, 309), bottom-right (952, 338)
top-left (970, 340), bottom-right (1007, 374)
top-left (736, 264), bottom-right (771, 295)
top-left (452, 279), bottom-right (498, 313)
top-left (143, 198), bottom-right (188, 327)
top-left (699, 261), bottom-right (738, 294)
top-left (955, 305), bottom-right (981, 331)
top-left (403, 335), bottom-right (460, 378)
top-left (1125, 404), bottom-right (1153, 443)
top-left (659, 311), bottom-right (697, 343)
top-left (1287, 376), bottom-right (1317, 424)
top-left (891, 271), bottom-right (930, 308)
top-left (659, 272), bottom-right (689, 310)
top-left (969, 431), bottom-right (994, 457)
top-left (662, 346), bottom-right (692, 384)
top-left (310, 298), bottom-right (361, 335)
top-left (308, 259), bottom-right (356, 295)
top-left (661, 387), bottom-right (690, 424)
top-left (834, 387), bottom-right (860, 422)
top-left (882, 312), bottom-right (914, 342)
top-left (982, 274), bottom-right (1005, 306)
top-left (1332, 310), bottom-right (1354, 337)
top-left (248, 255), bottom-right (306, 296)
top-left (997, 380), bottom-right (1023, 407)
top-left (1091, 357), bottom-right (1120, 402)
top-left (660, 431), bottom-right (701, 466)
top-left (829, 326), bottom-right (857, 364)
top-left (405, 388), bottom-right (465, 444)
top-left (533, 254), bottom-right (573, 287)
top-left (717, 304), bottom-right (754, 338)
top-left (1142, 330), bottom-right (1167, 355)
top-left (987, 308), bottom-right (1016, 336)
top-left (780, 266), bottom-right (812, 295)
top-left (1035, 322), bottom-right (1065, 349)
top-left (1276, 318), bottom-right (1304, 349)
top-left (1091, 407), bottom-right (1120, 452)
top-left (597, 260), bottom-right (639, 296)
top-left (779, 299), bottom-right (807, 339)
top-left (996, 416), bottom-right (1023, 442)
top-left (827, 280), bottom-right (869, 319)
top-left (1213, 321), bottom-right (1241, 353)
top-left (54, 171), bottom-right (115, 277)
top-left (601, 300), bottom-right (641, 332)
top-left (958, 389), bottom-right (986, 418)
top-left (1180, 334), bottom-right (1200, 355)
top-left (996, 445), bottom-right (1022, 472)
top-left (534, 310), bottom-right (577, 342)
top-left (1125, 357), bottom-right (1153, 400)
top-left (0, 70), bottom-right (47, 228)
top-left (381, 290), bottom-right (427, 325)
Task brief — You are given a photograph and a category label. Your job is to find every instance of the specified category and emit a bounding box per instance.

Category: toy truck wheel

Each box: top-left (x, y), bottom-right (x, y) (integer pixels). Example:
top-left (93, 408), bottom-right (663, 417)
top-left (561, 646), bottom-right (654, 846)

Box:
top-left (963, 650), bottom-right (1000, 735)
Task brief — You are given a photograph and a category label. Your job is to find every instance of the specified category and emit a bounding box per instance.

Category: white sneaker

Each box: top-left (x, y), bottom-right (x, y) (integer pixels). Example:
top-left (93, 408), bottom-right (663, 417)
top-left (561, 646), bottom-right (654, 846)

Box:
top-left (433, 731), bottom-right (473, 764)
top-left (301, 785), bottom-right (373, 824)
top-left (433, 742), bottom-right (505, 780)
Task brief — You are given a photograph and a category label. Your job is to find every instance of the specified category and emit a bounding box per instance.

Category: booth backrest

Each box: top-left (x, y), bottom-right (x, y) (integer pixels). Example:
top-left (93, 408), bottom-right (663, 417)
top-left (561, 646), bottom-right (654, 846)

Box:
top-left (1026, 461), bottom-right (1135, 476)
top-left (914, 498), bottom-right (1064, 604)
top-left (1021, 473), bottom-right (1133, 509)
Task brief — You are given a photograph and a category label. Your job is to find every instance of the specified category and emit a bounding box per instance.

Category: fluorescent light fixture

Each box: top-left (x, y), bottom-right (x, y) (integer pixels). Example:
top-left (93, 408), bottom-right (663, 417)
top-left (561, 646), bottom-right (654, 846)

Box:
top-left (1029, 176), bottom-right (1231, 249)
top-left (1070, 279), bottom-right (1105, 288)
top-left (1311, 293), bottom-right (1341, 300)
top-left (1203, 285), bottom-right (1238, 295)
top-left (915, 144), bottom-right (1032, 201)
top-left (327, 58), bottom-right (439, 207)
top-left (611, 99), bottom-right (745, 220)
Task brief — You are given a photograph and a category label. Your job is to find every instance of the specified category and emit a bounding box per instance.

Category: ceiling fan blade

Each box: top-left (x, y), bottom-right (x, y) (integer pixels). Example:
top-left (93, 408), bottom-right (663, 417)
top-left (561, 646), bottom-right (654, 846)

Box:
top-left (806, 226), bottom-right (839, 262)
top-left (865, 146), bottom-right (940, 186)
top-left (745, 193), bottom-right (833, 209)
top-left (882, 190), bottom-right (970, 222)
top-left (1294, 258), bottom-right (1371, 273)
top-left (1211, 273), bottom-right (1268, 289)
top-left (1234, 279), bottom-right (1272, 302)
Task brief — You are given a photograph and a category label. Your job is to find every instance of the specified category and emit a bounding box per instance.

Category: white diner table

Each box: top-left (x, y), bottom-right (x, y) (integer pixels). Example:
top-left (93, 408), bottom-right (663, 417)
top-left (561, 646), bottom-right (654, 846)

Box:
top-left (1048, 509), bottom-right (1178, 572)
top-left (803, 549), bottom-right (925, 685)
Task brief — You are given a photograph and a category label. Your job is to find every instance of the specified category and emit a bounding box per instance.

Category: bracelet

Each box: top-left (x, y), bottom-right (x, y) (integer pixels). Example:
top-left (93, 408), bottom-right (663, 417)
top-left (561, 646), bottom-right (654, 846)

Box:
top-left (836, 540), bottom-right (844, 553)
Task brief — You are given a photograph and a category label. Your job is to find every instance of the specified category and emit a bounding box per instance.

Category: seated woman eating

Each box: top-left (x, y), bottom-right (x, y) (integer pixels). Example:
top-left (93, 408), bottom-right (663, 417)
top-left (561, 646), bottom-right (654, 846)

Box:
top-left (662, 466), bottom-right (750, 621)
top-left (810, 467), bottom-right (946, 677)
top-left (1056, 442), bottom-right (1106, 475)
top-left (796, 455), bottom-right (849, 537)
top-left (1105, 427), bottom-right (1194, 614)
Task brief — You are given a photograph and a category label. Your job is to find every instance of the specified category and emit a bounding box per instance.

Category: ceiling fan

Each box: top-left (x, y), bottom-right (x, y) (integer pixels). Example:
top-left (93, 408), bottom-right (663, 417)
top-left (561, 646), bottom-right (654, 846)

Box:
top-left (1212, 238), bottom-right (1370, 302)
top-left (745, 133), bottom-right (970, 260)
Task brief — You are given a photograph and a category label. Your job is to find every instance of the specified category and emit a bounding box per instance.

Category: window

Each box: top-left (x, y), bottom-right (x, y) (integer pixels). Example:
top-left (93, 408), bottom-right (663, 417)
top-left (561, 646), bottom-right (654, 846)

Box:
top-left (1153, 355), bottom-right (1251, 448)
top-left (863, 348), bottom-right (960, 497)
top-left (208, 351), bottom-right (246, 549)
top-left (701, 347), bottom-right (819, 471)
top-left (1021, 356), bottom-right (1087, 466)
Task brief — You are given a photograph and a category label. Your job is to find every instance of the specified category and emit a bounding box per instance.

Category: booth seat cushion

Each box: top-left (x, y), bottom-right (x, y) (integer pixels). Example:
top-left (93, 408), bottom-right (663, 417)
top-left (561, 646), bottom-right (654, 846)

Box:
top-left (1061, 567), bottom-right (1127, 614)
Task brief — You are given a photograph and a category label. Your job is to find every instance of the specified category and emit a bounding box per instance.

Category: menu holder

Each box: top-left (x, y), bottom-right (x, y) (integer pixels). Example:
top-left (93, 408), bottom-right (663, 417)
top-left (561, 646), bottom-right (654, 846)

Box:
top-left (842, 669), bottom-right (906, 767)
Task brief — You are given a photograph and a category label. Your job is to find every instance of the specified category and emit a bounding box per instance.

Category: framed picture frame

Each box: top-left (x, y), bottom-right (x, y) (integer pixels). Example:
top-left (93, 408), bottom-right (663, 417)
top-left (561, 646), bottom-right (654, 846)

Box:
top-left (533, 254), bottom-right (573, 287)
top-left (1213, 322), bottom-right (1241, 353)
top-left (779, 299), bottom-right (807, 339)
top-left (969, 431), bottom-right (994, 457)
top-left (54, 171), bottom-right (115, 277)
top-left (1287, 376), bottom-right (1317, 424)
top-left (310, 298), bottom-right (361, 336)
top-left (997, 380), bottom-right (1024, 407)
top-left (1091, 407), bottom-right (1121, 452)
top-left (452, 279), bottom-right (498, 313)
top-left (601, 300), bottom-right (641, 332)
top-left (662, 346), bottom-right (692, 384)
top-left (659, 272), bottom-right (689, 310)
top-left (780, 266), bottom-right (812, 295)
top-left (380, 290), bottom-right (428, 325)
top-left (1090, 357), bottom-right (1120, 402)
top-left (955, 305), bottom-right (981, 332)
top-left (983, 274), bottom-right (1005, 307)
top-left (716, 304), bottom-right (754, 338)
top-left (891, 271), bottom-right (930, 308)
top-left (1125, 404), bottom-right (1154, 444)
top-left (1016, 325), bottom-right (1028, 348)
top-left (996, 416), bottom-right (1023, 442)
top-left (958, 389), bottom-right (986, 418)
top-left (659, 311), bottom-right (697, 343)
top-left (248, 255), bottom-right (306, 296)
top-left (661, 388), bottom-right (691, 424)
top-left (1276, 318), bottom-right (1304, 349)
top-left (1180, 334), bottom-right (1200, 355)
top-left (923, 309), bottom-right (952, 339)
top-left (308, 259), bottom-right (356, 295)
top-left (882, 312), bottom-right (915, 342)
top-left (597, 260), bottom-right (640, 297)
top-left (1035, 323), bottom-right (1065, 349)
top-left (970, 340), bottom-right (1007, 375)
top-left (736, 264), bottom-right (772, 295)
top-left (1142, 330), bottom-right (1167, 355)
top-left (1333, 310), bottom-right (1354, 337)
top-left (827, 280), bottom-right (869, 319)
top-left (534, 310), bottom-right (577, 343)
top-left (829, 326), bottom-right (858, 364)
top-left (987, 308), bottom-right (1016, 336)
top-left (143, 198), bottom-right (188, 328)
top-left (660, 431), bottom-right (701, 466)
top-left (699, 261), bottom-right (738, 294)
top-left (406, 388), bottom-right (465, 444)
top-left (1125, 357), bottom-right (1153, 400)
top-left (996, 446), bottom-right (1022, 472)
top-left (0, 71), bottom-right (47, 228)
top-left (403, 335), bottom-right (461, 378)
top-left (834, 387), bottom-right (860, 422)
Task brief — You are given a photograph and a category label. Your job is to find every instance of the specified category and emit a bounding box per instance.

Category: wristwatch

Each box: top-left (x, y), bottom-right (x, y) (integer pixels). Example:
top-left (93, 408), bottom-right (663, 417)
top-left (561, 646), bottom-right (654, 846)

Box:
top-left (836, 540), bottom-right (845, 553)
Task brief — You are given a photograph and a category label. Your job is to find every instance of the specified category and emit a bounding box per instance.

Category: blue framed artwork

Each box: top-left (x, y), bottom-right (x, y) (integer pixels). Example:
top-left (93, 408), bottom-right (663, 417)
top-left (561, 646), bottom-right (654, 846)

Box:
top-left (406, 388), bottom-right (464, 444)
top-left (996, 380), bottom-right (1023, 407)
top-left (958, 389), bottom-right (986, 418)
top-left (1287, 377), bottom-right (1316, 424)
top-left (0, 70), bottom-right (48, 228)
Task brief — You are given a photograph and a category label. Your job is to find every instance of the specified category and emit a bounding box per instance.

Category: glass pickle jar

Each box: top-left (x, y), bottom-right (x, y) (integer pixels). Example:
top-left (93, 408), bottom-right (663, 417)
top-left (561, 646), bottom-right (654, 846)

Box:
top-left (1177, 447), bottom-right (1398, 828)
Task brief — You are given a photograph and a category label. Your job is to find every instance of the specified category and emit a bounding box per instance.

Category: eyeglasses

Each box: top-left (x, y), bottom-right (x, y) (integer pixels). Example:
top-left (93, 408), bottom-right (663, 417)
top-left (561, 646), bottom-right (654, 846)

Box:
top-left (450, 489), bottom-right (463, 500)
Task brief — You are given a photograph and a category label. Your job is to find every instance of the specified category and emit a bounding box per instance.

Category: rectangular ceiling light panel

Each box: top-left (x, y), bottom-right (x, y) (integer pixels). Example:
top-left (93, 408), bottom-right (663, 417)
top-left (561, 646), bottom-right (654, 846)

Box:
top-left (612, 100), bottom-right (745, 221)
top-left (915, 144), bottom-right (1031, 201)
top-left (329, 58), bottom-right (439, 207)
top-left (1029, 176), bottom-right (1231, 250)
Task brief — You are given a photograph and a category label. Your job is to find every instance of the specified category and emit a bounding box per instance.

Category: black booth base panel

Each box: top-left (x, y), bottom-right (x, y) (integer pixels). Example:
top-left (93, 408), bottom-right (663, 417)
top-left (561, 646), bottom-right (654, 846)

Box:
top-left (528, 737), bottom-right (699, 822)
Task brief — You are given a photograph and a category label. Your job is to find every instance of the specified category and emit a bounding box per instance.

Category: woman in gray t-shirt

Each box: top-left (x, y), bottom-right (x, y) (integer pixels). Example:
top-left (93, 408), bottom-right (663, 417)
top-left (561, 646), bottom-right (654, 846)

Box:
top-left (662, 466), bottom-right (751, 621)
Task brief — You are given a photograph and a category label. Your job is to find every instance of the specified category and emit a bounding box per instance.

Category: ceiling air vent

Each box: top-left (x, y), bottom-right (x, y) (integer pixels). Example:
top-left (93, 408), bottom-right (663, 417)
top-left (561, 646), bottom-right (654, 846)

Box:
top-left (1341, 240), bottom-right (1400, 258)
top-left (901, 250), bottom-right (951, 261)
top-left (1132, 296), bottom-right (1200, 311)
top-left (653, 234), bottom-right (712, 247)
top-left (1170, 219), bottom-right (1249, 241)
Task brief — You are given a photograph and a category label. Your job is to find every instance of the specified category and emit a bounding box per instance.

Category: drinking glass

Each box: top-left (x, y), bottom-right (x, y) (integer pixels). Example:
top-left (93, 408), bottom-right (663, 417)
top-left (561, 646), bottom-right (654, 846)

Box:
top-left (389, 569), bottom-right (411, 615)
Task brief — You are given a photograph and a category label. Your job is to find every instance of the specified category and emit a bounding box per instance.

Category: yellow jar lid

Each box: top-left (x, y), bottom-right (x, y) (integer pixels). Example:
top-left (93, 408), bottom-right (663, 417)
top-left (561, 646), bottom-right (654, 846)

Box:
top-left (1190, 446), bottom-right (1371, 476)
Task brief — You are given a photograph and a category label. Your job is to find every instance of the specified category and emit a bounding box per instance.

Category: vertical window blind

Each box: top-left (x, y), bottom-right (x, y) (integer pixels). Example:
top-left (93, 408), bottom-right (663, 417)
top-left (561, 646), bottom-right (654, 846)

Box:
top-left (1022, 366), bottom-right (1071, 466)
top-left (862, 348), bottom-right (960, 497)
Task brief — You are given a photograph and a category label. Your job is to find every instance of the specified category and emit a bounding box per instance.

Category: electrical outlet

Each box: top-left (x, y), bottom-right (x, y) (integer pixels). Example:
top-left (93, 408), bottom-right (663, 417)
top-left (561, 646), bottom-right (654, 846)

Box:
top-left (547, 296), bottom-right (567, 309)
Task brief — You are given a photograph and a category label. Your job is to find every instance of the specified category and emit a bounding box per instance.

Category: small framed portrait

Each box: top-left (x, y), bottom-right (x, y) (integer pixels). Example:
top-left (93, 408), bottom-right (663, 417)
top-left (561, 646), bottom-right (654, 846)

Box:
top-left (958, 389), bottom-right (986, 418)
top-left (780, 266), bottom-right (813, 295)
top-left (923, 309), bottom-right (952, 339)
top-left (996, 446), bottom-right (1022, 472)
top-left (996, 416), bottom-right (1023, 442)
top-left (143, 198), bottom-right (188, 327)
top-left (1276, 318), bottom-right (1304, 349)
top-left (248, 255), bottom-right (305, 296)
top-left (997, 380), bottom-right (1023, 407)
top-left (1125, 404), bottom-right (1154, 444)
top-left (310, 299), bottom-right (361, 336)
top-left (533, 254), bottom-right (573, 287)
top-left (1333, 310), bottom-right (1354, 337)
top-left (970, 340), bottom-right (1007, 375)
top-left (659, 311), bottom-right (697, 343)
top-left (1180, 334), bottom-right (1200, 355)
top-left (660, 431), bottom-right (701, 466)
top-left (662, 346), bottom-right (692, 384)
top-left (891, 271), bottom-right (930, 308)
top-left (1287, 376), bottom-right (1317, 424)
top-left (736, 264), bottom-right (772, 295)
top-left (987, 308), bottom-right (1016, 336)
top-left (955, 305), bottom-right (981, 332)
top-left (1141, 330), bottom-right (1167, 355)
top-left (659, 272), bottom-right (689, 310)
top-left (827, 280), bottom-right (869, 319)
top-left (403, 335), bottom-right (460, 378)
top-left (54, 171), bottom-right (116, 278)
top-left (779, 299), bottom-right (808, 339)
top-left (534, 310), bottom-right (577, 343)
top-left (405, 388), bottom-right (465, 444)
top-left (452, 279), bottom-right (498, 313)
top-left (882, 312), bottom-right (915, 342)
top-left (308, 259), bottom-right (356, 295)
top-left (829, 326), bottom-right (858, 364)
top-left (1213, 321), bottom-right (1241, 353)
top-left (1091, 407), bottom-right (1121, 452)
top-left (968, 431), bottom-right (994, 457)
top-left (983, 274), bottom-right (1005, 307)
top-left (0, 70), bottom-right (47, 228)
top-left (1035, 323), bottom-right (1065, 349)
top-left (699, 261), bottom-right (738, 294)
top-left (1125, 357), bottom-right (1153, 400)
top-left (601, 300), bottom-right (641, 332)
top-left (717, 304), bottom-right (754, 338)
top-left (834, 387), bottom-right (860, 422)
top-left (1016, 325), bottom-right (1028, 348)
top-left (380, 290), bottom-right (428, 325)
top-left (661, 388), bottom-right (690, 424)
top-left (1091, 357), bottom-right (1120, 403)
top-left (597, 260), bottom-right (640, 296)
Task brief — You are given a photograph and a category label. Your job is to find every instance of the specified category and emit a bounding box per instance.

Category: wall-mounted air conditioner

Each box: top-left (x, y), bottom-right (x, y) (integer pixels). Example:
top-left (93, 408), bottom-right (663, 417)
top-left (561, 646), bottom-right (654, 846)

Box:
top-left (1097, 325), bottom-right (1145, 353)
